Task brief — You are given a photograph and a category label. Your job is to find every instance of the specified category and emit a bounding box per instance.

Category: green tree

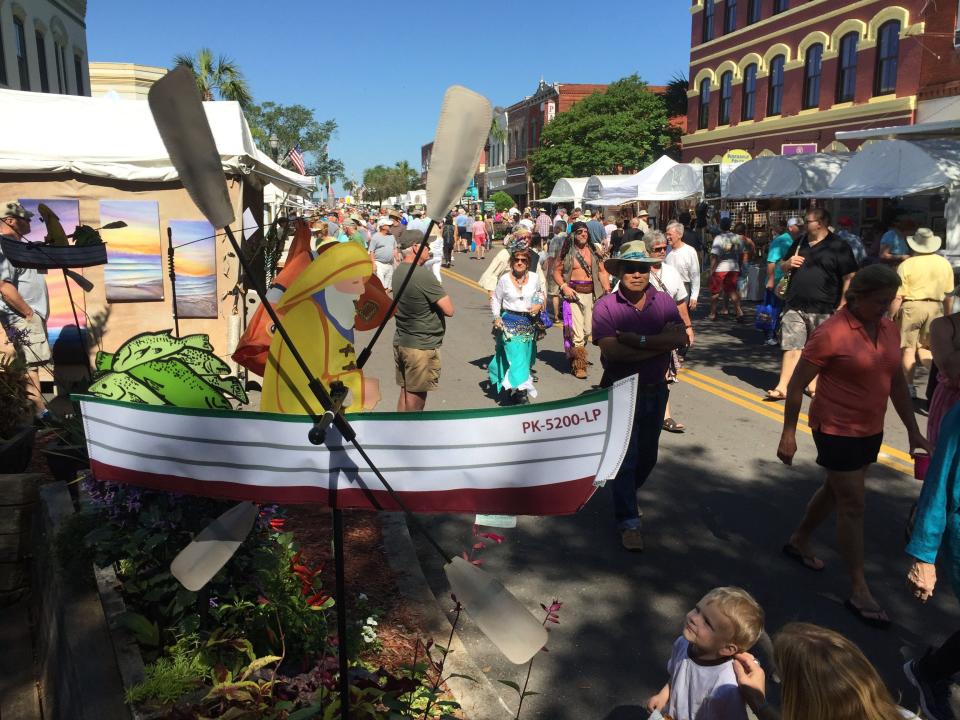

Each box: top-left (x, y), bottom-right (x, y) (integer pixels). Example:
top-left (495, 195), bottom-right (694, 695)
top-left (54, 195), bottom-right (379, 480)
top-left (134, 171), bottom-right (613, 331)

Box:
top-left (529, 75), bottom-right (674, 192)
top-left (362, 165), bottom-right (407, 202)
top-left (490, 191), bottom-right (515, 212)
top-left (394, 160), bottom-right (421, 190)
top-left (244, 101), bottom-right (345, 180)
top-left (172, 48), bottom-right (253, 108)
top-left (664, 73), bottom-right (690, 118)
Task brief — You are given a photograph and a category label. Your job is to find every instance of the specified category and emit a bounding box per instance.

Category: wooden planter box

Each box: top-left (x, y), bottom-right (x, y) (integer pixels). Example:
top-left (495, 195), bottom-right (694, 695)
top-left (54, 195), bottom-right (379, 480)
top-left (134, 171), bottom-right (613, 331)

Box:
top-left (0, 473), bottom-right (40, 606)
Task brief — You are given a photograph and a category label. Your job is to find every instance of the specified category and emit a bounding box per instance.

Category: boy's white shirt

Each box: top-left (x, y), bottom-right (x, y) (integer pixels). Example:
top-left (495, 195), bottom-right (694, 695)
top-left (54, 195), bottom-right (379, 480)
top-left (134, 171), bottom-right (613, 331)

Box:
top-left (665, 637), bottom-right (747, 720)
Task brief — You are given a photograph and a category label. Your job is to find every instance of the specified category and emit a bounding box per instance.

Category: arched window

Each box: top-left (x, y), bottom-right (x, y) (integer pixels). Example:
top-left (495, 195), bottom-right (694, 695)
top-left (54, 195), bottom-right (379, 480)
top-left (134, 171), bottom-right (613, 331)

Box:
top-left (802, 43), bottom-right (823, 109)
top-left (836, 32), bottom-right (858, 103)
top-left (703, 0), bottom-right (715, 43)
top-left (718, 71), bottom-right (733, 124)
top-left (724, 0), bottom-right (737, 34)
top-left (13, 16), bottom-right (30, 90)
top-left (747, 0), bottom-right (761, 24)
top-left (35, 30), bottom-right (50, 93)
top-left (874, 20), bottom-right (901, 96)
top-left (767, 55), bottom-right (785, 115)
top-left (741, 63), bottom-right (757, 120)
top-left (773, 0), bottom-right (788, 13)
top-left (698, 78), bottom-right (711, 129)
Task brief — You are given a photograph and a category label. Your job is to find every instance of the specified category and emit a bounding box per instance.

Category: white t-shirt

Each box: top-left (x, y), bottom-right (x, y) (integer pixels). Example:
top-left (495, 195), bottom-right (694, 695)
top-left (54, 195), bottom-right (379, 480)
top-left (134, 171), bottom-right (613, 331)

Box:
top-left (665, 637), bottom-right (747, 720)
top-left (519, 218), bottom-right (535, 231)
top-left (650, 263), bottom-right (688, 303)
top-left (604, 222), bottom-right (617, 240)
top-left (491, 272), bottom-right (543, 315)
top-left (664, 243), bottom-right (701, 300)
top-left (711, 232), bottom-right (742, 273)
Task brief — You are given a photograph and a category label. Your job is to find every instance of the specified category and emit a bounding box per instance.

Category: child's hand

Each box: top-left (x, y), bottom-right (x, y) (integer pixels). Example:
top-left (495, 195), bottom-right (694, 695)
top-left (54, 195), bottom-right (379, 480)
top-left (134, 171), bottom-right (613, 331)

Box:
top-left (646, 687), bottom-right (669, 712)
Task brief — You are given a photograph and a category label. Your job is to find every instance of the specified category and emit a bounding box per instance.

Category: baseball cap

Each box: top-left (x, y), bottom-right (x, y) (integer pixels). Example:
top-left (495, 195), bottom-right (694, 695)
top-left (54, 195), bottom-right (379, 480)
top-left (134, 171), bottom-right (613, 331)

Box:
top-left (376, 217), bottom-right (394, 228)
top-left (397, 229), bottom-right (424, 250)
top-left (2, 201), bottom-right (33, 220)
top-left (787, 217), bottom-right (801, 227)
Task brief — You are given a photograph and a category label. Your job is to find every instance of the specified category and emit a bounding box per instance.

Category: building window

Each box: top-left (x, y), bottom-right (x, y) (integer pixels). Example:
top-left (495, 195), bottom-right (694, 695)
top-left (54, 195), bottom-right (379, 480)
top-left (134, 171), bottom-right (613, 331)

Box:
top-left (836, 32), bottom-right (858, 103)
top-left (36, 33), bottom-right (50, 92)
top-left (54, 40), bottom-right (67, 93)
top-left (802, 43), bottom-right (823, 109)
top-left (703, 0), bottom-right (715, 43)
top-left (874, 20), bottom-right (901, 96)
top-left (718, 71), bottom-right (733, 124)
top-left (767, 55), bottom-right (785, 115)
top-left (74, 55), bottom-right (84, 95)
top-left (14, 17), bottom-right (30, 90)
top-left (724, 0), bottom-right (737, 34)
top-left (747, 0), bottom-right (761, 24)
top-left (742, 63), bottom-right (757, 120)
top-left (698, 78), bottom-right (711, 129)
top-left (773, 0), bottom-right (788, 13)
top-left (0, 25), bottom-right (6, 85)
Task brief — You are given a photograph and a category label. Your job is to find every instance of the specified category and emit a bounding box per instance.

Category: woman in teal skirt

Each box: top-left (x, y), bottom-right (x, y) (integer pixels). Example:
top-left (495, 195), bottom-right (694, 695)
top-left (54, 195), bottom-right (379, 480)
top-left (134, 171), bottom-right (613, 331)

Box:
top-left (489, 239), bottom-right (544, 404)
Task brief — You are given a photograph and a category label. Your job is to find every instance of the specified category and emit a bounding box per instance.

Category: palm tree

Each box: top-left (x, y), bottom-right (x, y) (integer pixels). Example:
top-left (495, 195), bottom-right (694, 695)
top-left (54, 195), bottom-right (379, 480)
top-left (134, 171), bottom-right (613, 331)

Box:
top-left (664, 72), bottom-right (690, 118)
top-left (172, 48), bottom-right (253, 108)
top-left (394, 160), bottom-right (420, 191)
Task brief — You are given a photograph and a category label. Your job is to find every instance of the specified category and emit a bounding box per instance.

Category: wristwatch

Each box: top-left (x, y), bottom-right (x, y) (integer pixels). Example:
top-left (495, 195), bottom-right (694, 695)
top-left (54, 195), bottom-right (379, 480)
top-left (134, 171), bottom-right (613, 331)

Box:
top-left (638, 335), bottom-right (646, 344)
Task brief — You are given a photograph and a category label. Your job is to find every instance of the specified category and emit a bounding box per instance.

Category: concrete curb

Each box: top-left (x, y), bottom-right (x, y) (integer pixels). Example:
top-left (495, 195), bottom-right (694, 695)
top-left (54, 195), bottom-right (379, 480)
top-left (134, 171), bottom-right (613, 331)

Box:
top-left (380, 512), bottom-right (513, 720)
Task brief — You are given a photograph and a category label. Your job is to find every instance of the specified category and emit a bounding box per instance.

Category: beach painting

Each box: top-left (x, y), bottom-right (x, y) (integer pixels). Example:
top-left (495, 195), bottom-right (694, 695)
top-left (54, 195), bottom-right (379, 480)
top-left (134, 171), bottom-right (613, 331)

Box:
top-left (45, 270), bottom-right (86, 347)
top-left (17, 198), bottom-right (81, 244)
top-left (101, 200), bottom-right (164, 302)
top-left (169, 220), bottom-right (217, 318)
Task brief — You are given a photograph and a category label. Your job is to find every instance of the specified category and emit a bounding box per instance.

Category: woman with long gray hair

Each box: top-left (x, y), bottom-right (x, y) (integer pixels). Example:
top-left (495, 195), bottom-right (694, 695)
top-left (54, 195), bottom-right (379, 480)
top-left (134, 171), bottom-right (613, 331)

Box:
top-left (777, 264), bottom-right (929, 628)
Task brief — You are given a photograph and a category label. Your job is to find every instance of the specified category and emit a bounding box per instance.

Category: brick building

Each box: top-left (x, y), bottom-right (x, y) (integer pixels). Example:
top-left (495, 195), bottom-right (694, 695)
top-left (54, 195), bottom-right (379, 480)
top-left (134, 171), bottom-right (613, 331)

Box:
top-left (680, 1), bottom-right (959, 163)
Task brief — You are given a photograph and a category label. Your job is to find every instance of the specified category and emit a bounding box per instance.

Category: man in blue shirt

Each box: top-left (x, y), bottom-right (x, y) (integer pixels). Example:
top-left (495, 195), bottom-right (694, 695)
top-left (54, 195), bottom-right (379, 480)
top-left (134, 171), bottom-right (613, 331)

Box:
top-left (454, 208), bottom-right (471, 253)
top-left (879, 215), bottom-right (913, 266)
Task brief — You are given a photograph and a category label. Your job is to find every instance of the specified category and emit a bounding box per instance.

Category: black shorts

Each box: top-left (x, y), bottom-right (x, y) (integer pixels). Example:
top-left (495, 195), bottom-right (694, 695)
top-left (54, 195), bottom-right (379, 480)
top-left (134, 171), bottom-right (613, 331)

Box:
top-left (812, 431), bottom-right (883, 472)
top-left (458, 228), bottom-right (471, 240)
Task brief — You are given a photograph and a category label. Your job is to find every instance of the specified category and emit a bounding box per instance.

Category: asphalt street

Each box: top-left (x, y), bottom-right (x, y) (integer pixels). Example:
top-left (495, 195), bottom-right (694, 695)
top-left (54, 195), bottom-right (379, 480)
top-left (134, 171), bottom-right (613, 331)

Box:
top-left (354, 248), bottom-right (954, 720)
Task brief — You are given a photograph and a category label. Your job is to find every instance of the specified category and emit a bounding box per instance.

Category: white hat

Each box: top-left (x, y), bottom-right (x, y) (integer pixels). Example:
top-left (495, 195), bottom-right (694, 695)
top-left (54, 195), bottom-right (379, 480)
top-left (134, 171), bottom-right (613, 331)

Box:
top-left (787, 217), bottom-right (801, 227)
top-left (637, 209), bottom-right (649, 217)
top-left (376, 217), bottom-right (394, 228)
top-left (907, 227), bottom-right (943, 254)
top-left (582, 209), bottom-right (593, 218)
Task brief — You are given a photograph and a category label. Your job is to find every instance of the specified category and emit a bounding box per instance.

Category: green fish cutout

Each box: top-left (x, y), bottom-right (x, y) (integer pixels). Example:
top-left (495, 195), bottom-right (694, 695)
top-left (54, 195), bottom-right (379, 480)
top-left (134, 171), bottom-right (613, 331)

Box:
top-left (128, 358), bottom-right (232, 410)
top-left (112, 331), bottom-right (212, 372)
top-left (88, 373), bottom-right (165, 405)
top-left (176, 347), bottom-right (231, 377)
top-left (200, 375), bottom-right (249, 404)
top-left (95, 351), bottom-right (114, 373)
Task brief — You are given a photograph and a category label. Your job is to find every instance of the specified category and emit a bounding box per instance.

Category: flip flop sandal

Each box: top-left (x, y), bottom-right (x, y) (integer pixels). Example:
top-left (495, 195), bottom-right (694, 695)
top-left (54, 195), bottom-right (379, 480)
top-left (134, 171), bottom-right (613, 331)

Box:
top-left (781, 543), bottom-right (825, 571)
top-left (662, 418), bottom-right (685, 433)
top-left (764, 390), bottom-right (786, 401)
top-left (803, 388), bottom-right (816, 399)
top-left (844, 599), bottom-right (892, 629)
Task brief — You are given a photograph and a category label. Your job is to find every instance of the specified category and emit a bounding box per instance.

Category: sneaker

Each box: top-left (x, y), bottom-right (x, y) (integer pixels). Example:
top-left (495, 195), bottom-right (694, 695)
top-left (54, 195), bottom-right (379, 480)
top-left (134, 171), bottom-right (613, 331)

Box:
top-left (620, 527), bottom-right (644, 552)
top-left (764, 338), bottom-right (779, 347)
top-left (904, 658), bottom-right (956, 720)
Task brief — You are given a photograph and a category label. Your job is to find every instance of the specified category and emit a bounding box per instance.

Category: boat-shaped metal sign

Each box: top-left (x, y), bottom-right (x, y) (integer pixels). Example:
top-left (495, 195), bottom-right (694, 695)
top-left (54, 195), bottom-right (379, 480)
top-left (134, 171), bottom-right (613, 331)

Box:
top-left (77, 375), bottom-right (638, 515)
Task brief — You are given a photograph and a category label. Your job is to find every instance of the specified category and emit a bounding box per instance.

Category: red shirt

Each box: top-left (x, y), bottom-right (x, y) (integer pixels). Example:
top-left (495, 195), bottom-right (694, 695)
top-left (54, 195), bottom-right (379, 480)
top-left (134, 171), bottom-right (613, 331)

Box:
top-left (802, 307), bottom-right (901, 437)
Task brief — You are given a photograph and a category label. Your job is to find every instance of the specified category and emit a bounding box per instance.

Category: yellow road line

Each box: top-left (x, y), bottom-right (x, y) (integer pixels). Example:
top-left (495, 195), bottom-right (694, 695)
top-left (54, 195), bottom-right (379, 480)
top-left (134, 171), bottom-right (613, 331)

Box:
top-left (438, 265), bottom-right (915, 476)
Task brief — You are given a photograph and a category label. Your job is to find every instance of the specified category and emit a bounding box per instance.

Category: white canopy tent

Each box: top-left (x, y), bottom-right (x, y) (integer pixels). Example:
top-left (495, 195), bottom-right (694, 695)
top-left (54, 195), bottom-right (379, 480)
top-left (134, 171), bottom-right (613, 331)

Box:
top-left (822, 139), bottom-right (960, 198)
top-left (592, 156), bottom-right (677, 205)
top-left (725, 153), bottom-right (850, 199)
top-left (587, 156), bottom-right (703, 206)
top-left (582, 174), bottom-right (634, 205)
top-left (0, 88), bottom-right (314, 195)
top-left (537, 177), bottom-right (589, 204)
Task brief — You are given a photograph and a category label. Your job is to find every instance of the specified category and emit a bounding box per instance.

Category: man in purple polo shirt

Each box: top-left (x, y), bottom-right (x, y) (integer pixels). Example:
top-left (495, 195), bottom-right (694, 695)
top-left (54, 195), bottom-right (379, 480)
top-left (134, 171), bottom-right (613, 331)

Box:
top-left (593, 240), bottom-right (690, 551)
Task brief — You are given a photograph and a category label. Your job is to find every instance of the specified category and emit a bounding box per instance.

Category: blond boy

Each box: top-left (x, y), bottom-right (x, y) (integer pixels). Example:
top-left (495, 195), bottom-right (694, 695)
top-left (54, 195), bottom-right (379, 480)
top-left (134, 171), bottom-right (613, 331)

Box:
top-left (647, 587), bottom-right (764, 720)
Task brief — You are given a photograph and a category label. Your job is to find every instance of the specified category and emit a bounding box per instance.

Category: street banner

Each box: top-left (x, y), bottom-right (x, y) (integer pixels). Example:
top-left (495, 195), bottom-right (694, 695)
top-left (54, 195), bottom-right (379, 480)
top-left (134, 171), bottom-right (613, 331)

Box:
top-left (78, 375), bottom-right (638, 515)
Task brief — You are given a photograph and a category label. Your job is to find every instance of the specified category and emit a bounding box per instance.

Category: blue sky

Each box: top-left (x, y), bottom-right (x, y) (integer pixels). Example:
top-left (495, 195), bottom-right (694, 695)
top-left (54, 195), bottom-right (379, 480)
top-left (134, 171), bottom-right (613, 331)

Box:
top-left (87, 1), bottom-right (691, 193)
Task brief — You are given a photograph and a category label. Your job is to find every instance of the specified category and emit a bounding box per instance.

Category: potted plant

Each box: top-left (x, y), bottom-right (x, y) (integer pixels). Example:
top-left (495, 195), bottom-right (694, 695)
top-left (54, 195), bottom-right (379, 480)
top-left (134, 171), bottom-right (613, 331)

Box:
top-left (0, 355), bottom-right (36, 473)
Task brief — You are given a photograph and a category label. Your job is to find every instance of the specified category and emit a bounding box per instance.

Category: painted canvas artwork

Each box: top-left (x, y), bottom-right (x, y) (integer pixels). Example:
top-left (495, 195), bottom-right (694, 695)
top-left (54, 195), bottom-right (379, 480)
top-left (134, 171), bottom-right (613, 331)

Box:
top-left (45, 271), bottom-right (86, 346)
top-left (17, 198), bottom-right (80, 244)
top-left (101, 200), bottom-right (164, 301)
top-left (169, 220), bottom-right (217, 318)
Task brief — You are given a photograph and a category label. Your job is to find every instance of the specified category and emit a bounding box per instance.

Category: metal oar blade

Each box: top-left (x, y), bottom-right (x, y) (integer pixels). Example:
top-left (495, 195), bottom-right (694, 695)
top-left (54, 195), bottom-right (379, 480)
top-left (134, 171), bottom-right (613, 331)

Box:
top-left (148, 65), bottom-right (234, 229)
top-left (425, 86), bottom-right (492, 220)
top-left (443, 556), bottom-right (547, 664)
top-left (171, 502), bottom-right (259, 591)
top-left (64, 269), bottom-right (94, 292)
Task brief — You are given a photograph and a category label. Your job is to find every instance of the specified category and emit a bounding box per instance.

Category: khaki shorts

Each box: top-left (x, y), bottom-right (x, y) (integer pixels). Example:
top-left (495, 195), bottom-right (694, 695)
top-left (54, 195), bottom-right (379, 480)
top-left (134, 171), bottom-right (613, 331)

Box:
top-left (780, 309), bottom-right (831, 351)
top-left (2, 313), bottom-right (51, 365)
top-left (394, 345), bottom-right (441, 393)
top-left (898, 300), bottom-right (942, 349)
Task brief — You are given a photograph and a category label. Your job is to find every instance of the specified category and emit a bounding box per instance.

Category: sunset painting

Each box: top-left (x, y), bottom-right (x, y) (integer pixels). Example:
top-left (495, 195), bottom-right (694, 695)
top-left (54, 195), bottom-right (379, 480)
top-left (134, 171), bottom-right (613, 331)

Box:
top-left (45, 271), bottom-right (86, 347)
top-left (17, 198), bottom-right (80, 244)
top-left (101, 200), bottom-right (164, 302)
top-left (169, 220), bottom-right (217, 318)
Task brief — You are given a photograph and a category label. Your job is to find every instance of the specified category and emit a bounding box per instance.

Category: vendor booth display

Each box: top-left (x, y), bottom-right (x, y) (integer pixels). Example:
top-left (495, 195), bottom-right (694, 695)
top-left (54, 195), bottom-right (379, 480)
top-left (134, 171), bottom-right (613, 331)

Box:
top-left (588, 156), bottom-right (704, 206)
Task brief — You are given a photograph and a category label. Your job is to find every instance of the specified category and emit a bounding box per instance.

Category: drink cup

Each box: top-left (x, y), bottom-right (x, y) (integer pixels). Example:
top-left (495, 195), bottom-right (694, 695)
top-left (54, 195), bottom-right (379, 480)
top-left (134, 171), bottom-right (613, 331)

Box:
top-left (913, 452), bottom-right (930, 481)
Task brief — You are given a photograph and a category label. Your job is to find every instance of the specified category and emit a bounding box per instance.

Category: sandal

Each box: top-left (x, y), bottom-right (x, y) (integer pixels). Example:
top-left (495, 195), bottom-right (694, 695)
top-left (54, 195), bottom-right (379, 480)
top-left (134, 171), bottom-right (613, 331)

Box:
top-left (764, 389), bottom-right (786, 402)
top-left (662, 418), bottom-right (685, 433)
top-left (844, 599), bottom-right (891, 629)
top-left (803, 388), bottom-right (816, 399)
top-left (782, 543), bottom-right (825, 571)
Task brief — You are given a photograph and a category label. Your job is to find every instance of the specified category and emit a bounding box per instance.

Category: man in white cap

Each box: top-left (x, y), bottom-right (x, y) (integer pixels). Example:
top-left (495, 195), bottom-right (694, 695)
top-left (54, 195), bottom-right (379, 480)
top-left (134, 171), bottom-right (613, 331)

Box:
top-left (889, 227), bottom-right (955, 397)
top-left (0, 201), bottom-right (50, 420)
top-left (369, 218), bottom-right (399, 291)
top-left (636, 208), bottom-right (650, 235)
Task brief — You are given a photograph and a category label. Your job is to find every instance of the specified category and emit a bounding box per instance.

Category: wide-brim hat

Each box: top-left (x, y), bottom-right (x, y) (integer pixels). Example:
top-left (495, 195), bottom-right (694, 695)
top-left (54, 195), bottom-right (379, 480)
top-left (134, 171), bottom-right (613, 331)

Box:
top-left (637, 209), bottom-right (649, 217)
top-left (603, 240), bottom-right (661, 274)
top-left (3, 201), bottom-right (33, 220)
top-left (907, 227), bottom-right (942, 254)
top-left (387, 208), bottom-right (403, 219)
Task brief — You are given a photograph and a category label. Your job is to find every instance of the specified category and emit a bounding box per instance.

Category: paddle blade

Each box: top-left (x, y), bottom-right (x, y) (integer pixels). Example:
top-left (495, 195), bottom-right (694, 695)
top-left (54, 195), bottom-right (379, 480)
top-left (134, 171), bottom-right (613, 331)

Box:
top-left (64, 269), bottom-right (94, 292)
top-left (170, 501), bottom-right (258, 591)
top-left (443, 556), bottom-right (548, 664)
top-left (148, 65), bottom-right (235, 229)
top-left (425, 86), bottom-right (493, 220)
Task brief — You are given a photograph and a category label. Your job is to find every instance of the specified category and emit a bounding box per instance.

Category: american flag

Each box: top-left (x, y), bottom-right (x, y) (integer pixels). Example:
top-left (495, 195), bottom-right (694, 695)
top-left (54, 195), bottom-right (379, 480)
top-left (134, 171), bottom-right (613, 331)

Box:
top-left (288, 144), bottom-right (306, 175)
